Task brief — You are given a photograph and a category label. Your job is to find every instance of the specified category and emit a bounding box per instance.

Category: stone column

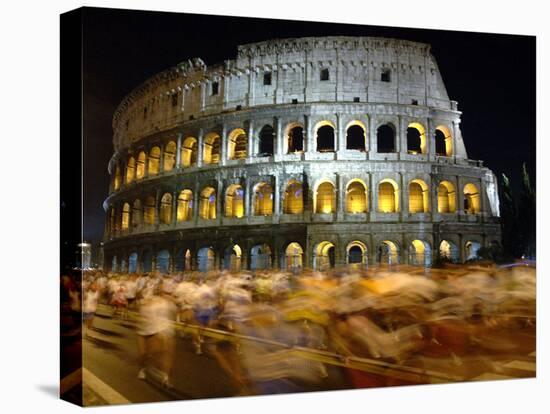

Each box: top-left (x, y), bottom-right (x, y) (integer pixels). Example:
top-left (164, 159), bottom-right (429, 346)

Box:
top-left (427, 118), bottom-right (435, 157)
top-left (193, 181), bottom-right (200, 223)
top-left (154, 189), bottom-right (161, 227)
top-left (305, 115), bottom-right (313, 153)
top-left (369, 116), bottom-right (377, 153)
top-left (274, 174), bottom-right (281, 219)
top-left (337, 113), bottom-right (345, 152)
top-left (399, 116), bottom-right (407, 155)
top-left (244, 177), bottom-right (251, 218)
top-left (247, 120), bottom-right (254, 158)
top-left (197, 128), bottom-right (204, 167)
top-left (275, 117), bottom-right (283, 156)
top-left (144, 147), bottom-right (150, 178)
top-left (172, 190), bottom-right (178, 225)
top-left (159, 143), bottom-right (165, 174)
top-left (217, 177), bottom-right (224, 222)
top-left (175, 133), bottom-right (182, 169)
top-left (337, 174), bottom-right (345, 219)
top-left (221, 124), bottom-right (228, 166)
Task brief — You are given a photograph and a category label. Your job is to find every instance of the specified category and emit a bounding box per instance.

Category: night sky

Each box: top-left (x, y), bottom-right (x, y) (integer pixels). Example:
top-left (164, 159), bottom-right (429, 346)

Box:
top-left (82, 7), bottom-right (536, 246)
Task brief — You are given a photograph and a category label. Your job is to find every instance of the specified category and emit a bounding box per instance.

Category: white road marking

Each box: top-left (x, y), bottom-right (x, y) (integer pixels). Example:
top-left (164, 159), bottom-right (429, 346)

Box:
top-left (83, 367), bottom-right (131, 405)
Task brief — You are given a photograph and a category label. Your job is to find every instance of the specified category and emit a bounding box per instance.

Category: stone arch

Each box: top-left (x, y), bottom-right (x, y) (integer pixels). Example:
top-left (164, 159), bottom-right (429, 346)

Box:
top-left (143, 195), bottom-right (156, 225)
top-left (463, 183), bottom-right (481, 214)
top-left (315, 120), bottom-right (335, 152)
top-left (286, 123), bottom-right (304, 153)
top-left (159, 193), bottom-right (172, 224)
top-left (131, 199), bottom-right (142, 229)
top-left (156, 249), bottom-right (170, 274)
top-left (346, 179), bottom-right (368, 213)
top-left (199, 186), bottom-right (217, 219)
top-left (314, 241), bottom-right (336, 270)
top-left (136, 151), bottom-right (146, 179)
top-left (314, 180), bottom-right (336, 214)
top-left (126, 156), bottom-right (135, 183)
top-left (438, 180), bottom-right (457, 213)
top-left (203, 132), bottom-right (220, 165)
top-left (285, 242), bottom-right (303, 271)
top-left (197, 247), bottom-right (215, 272)
top-left (181, 137), bottom-right (198, 167)
top-left (377, 123), bottom-right (396, 153)
top-left (378, 240), bottom-right (399, 265)
top-left (258, 124), bottom-right (274, 156)
top-left (439, 240), bottom-right (459, 262)
top-left (465, 240), bottom-right (481, 261)
top-left (177, 189), bottom-right (193, 222)
top-left (223, 244), bottom-right (242, 272)
top-left (435, 125), bottom-right (453, 156)
top-left (345, 120), bottom-right (366, 151)
top-left (228, 128), bottom-right (247, 160)
top-left (407, 122), bottom-right (427, 154)
top-left (128, 252), bottom-right (138, 273)
top-left (283, 180), bottom-right (304, 214)
top-left (250, 243), bottom-right (272, 270)
top-left (253, 182), bottom-right (273, 216)
top-left (121, 202), bottom-right (131, 230)
top-left (148, 146), bottom-right (161, 176)
top-left (346, 241), bottom-right (368, 266)
top-left (409, 239), bottom-right (432, 267)
top-left (225, 184), bottom-right (244, 218)
top-left (409, 179), bottom-right (430, 213)
top-left (163, 141), bottom-right (177, 171)
top-left (378, 178), bottom-right (399, 213)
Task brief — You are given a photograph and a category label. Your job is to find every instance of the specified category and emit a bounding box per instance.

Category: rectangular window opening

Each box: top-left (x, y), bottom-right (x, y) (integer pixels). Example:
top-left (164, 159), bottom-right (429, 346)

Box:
top-left (211, 81), bottom-right (219, 96)
top-left (353, 97), bottom-right (360, 103)
top-left (320, 68), bottom-right (330, 81)
top-left (291, 99), bottom-right (298, 105)
top-left (263, 72), bottom-right (272, 86)
top-left (381, 69), bottom-right (391, 82)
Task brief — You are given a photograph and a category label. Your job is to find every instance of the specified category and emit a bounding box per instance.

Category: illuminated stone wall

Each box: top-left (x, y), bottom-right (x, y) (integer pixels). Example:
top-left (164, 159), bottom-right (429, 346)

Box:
top-left (103, 36), bottom-right (500, 272)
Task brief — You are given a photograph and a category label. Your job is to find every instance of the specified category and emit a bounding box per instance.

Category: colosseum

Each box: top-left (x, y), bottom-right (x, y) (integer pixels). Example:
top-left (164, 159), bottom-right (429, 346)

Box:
top-left (102, 36), bottom-right (501, 274)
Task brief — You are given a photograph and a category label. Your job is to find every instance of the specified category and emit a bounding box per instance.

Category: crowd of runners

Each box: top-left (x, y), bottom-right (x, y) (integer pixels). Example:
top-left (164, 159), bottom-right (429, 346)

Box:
top-left (65, 263), bottom-right (536, 394)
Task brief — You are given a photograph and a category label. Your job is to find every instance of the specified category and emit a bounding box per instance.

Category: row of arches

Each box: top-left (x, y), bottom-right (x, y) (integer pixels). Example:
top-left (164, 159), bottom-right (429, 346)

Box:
top-left (111, 122), bottom-right (454, 191)
top-left (109, 238), bottom-right (483, 273)
top-left (108, 179), bottom-right (482, 233)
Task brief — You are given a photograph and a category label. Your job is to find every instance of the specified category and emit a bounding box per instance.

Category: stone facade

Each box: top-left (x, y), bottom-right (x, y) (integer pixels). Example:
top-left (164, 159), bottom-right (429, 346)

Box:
top-left (102, 36), bottom-right (501, 273)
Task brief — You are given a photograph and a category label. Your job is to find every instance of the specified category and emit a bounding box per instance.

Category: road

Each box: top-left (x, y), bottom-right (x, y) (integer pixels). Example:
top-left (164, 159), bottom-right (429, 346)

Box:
top-left (82, 306), bottom-right (536, 406)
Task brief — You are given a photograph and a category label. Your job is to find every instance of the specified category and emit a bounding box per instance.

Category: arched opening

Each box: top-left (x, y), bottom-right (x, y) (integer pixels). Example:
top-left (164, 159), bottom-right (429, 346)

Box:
top-left (224, 244), bottom-right (242, 272)
top-left (283, 180), bottom-right (304, 214)
top-left (285, 242), bottom-right (303, 271)
top-left (131, 199), bottom-right (142, 229)
top-left (225, 184), bottom-right (244, 218)
top-left (435, 125), bottom-right (453, 156)
top-left (346, 180), bottom-right (368, 213)
top-left (228, 128), bottom-right (247, 160)
top-left (465, 241), bottom-right (481, 261)
top-left (136, 151), bottom-right (146, 179)
top-left (126, 157), bottom-right (135, 184)
top-left (144, 196), bottom-right (155, 225)
top-left (181, 137), bottom-right (198, 167)
top-left (163, 141), bottom-right (176, 171)
top-left (199, 187), bottom-right (216, 219)
top-left (407, 123), bottom-right (426, 154)
top-left (113, 164), bottom-right (121, 191)
top-left (197, 247), bottom-right (215, 272)
top-left (121, 202), bottom-right (130, 230)
top-left (347, 241), bottom-right (367, 266)
top-left (439, 240), bottom-right (459, 262)
top-left (174, 248), bottom-right (192, 272)
top-left (346, 122), bottom-right (366, 151)
top-left (128, 252), bottom-right (138, 273)
top-left (409, 240), bottom-right (431, 267)
top-left (378, 240), bottom-right (399, 265)
top-left (254, 182), bottom-right (273, 216)
top-left (409, 179), bottom-right (429, 213)
top-left (159, 193), bottom-right (172, 224)
top-left (177, 189), bottom-right (193, 222)
top-left (315, 181), bottom-right (336, 214)
top-left (377, 124), bottom-right (395, 153)
top-left (250, 244), bottom-right (272, 270)
top-left (287, 124), bottom-right (304, 153)
top-left (438, 181), bottom-right (456, 213)
top-left (148, 146), bottom-right (161, 176)
top-left (141, 250), bottom-right (153, 273)
top-left (378, 179), bottom-right (399, 213)
top-left (203, 133), bottom-right (220, 165)
top-left (156, 249), bottom-right (170, 274)
top-left (464, 183), bottom-right (481, 214)
top-left (314, 241), bottom-right (335, 270)
top-left (316, 123), bottom-right (335, 152)
top-left (258, 125), bottom-right (274, 156)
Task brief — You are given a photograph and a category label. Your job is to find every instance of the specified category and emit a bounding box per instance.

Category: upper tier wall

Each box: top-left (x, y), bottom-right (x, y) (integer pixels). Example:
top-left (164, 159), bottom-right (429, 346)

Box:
top-left (112, 37), bottom-right (456, 151)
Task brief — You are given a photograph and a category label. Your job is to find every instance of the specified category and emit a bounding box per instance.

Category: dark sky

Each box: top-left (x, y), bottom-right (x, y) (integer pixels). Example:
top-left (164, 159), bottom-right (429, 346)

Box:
top-left (82, 7), bottom-right (536, 246)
